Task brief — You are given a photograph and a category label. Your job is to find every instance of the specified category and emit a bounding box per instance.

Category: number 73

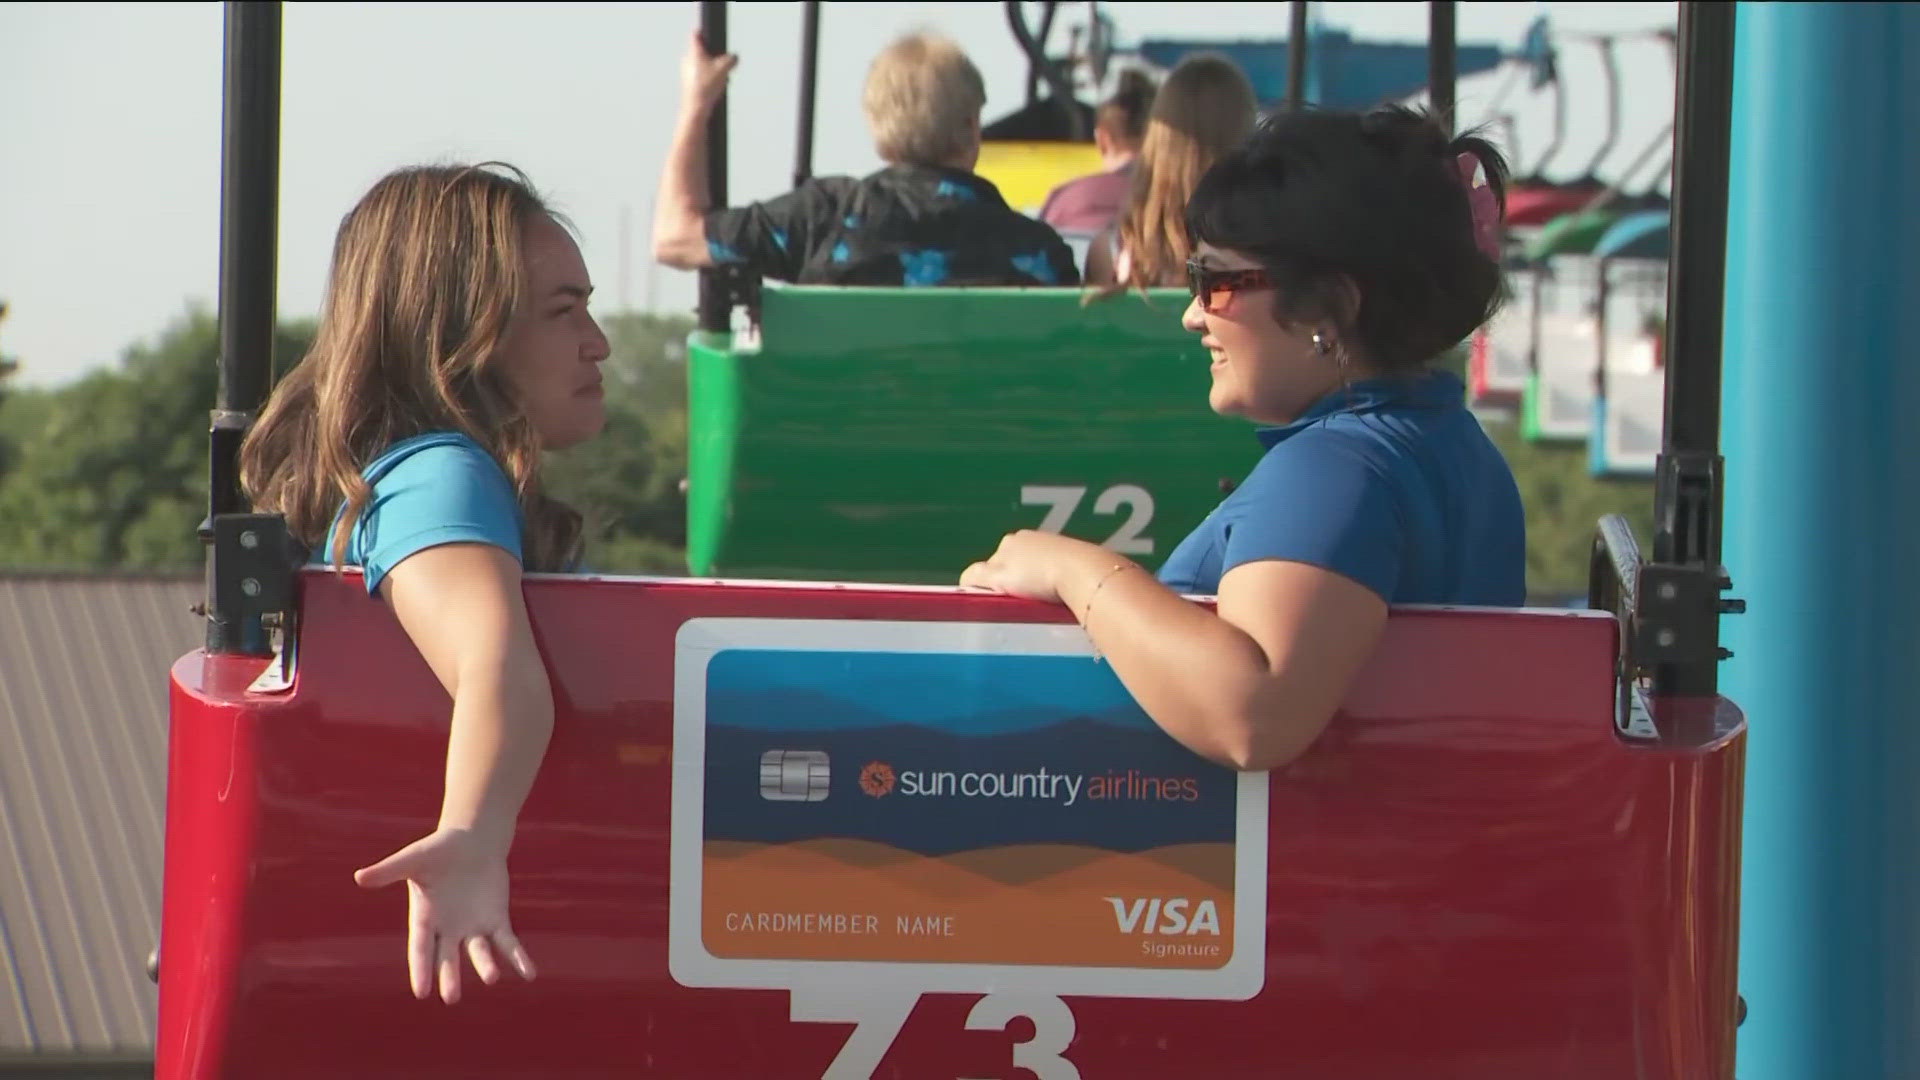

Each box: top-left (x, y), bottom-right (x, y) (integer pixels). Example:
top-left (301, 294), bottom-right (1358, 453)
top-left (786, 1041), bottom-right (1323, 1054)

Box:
top-left (1019, 484), bottom-right (1154, 555)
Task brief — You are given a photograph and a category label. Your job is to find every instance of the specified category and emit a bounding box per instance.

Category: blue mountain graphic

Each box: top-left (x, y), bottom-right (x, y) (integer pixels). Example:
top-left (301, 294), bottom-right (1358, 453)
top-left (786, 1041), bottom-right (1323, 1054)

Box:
top-left (706, 649), bottom-right (1142, 729)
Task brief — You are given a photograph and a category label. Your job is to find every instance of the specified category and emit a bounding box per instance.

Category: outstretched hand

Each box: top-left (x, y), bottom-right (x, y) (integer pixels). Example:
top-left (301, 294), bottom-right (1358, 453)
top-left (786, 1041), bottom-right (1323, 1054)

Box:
top-left (355, 827), bottom-right (535, 1004)
top-left (681, 30), bottom-right (739, 111)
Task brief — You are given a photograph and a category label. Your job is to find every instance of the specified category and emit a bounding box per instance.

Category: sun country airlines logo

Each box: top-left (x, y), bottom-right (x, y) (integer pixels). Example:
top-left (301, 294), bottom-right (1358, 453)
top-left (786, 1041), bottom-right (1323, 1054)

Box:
top-left (857, 761), bottom-right (1198, 806)
top-left (858, 761), bottom-right (896, 797)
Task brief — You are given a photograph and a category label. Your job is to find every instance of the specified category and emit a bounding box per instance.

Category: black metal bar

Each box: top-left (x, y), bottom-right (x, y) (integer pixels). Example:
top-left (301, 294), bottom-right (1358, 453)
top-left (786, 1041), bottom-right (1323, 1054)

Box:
top-left (1288, 1), bottom-right (1309, 111)
top-left (1428, 1), bottom-right (1456, 134)
top-left (1660, 1), bottom-right (1733, 470)
top-left (206, 0), bottom-right (281, 657)
top-left (793, 0), bottom-right (820, 189)
top-left (1004, 0), bottom-right (1084, 139)
top-left (697, 0), bottom-right (730, 334)
top-left (1026, 2), bottom-right (1059, 104)
top-left (1590, 513), bottom-right (1642, 613)
top-left (214, 0), bottom-right (280, 500)
top-left (1646, 0), bottom-right (1737, 711)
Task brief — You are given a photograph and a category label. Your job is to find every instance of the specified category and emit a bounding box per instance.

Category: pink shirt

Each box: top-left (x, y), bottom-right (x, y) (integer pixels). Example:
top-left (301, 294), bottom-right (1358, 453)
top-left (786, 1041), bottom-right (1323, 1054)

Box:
top-left (1037, 162), bottom-right (1135, 235)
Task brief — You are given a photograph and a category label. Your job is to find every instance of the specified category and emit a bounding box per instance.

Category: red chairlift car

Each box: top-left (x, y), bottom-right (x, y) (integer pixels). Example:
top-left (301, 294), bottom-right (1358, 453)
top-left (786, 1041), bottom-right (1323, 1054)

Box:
top-left (156, 3), bottom-right (1747, 1077)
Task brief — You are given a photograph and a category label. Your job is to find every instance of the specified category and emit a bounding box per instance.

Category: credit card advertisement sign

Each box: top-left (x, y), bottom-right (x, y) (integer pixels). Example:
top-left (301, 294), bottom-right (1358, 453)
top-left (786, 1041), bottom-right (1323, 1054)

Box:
top-left (669, 618), bottom-right (1268, 1000)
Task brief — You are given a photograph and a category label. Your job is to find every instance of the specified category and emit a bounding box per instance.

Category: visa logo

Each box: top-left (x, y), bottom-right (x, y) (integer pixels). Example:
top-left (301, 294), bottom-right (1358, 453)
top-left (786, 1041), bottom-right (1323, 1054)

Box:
top-left (1104, 896), bottom-right (1222, 936)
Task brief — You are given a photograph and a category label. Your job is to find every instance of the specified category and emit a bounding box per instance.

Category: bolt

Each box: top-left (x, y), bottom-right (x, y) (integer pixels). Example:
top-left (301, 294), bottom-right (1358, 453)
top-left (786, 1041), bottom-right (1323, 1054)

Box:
top-left (241, 578), bottom-right (261, 598)
top-left (1656, 628), bottom-right (1676, 648)
top-left (239, 530), bottom-right (259, 550)
top-left (1657, 581), bottom-right (1677, 602)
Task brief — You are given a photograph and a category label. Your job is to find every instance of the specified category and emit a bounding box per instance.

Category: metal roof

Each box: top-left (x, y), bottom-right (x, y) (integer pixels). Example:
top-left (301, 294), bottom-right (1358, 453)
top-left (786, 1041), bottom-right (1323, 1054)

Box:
top-left (0, 572), bottom-right (202, 1057)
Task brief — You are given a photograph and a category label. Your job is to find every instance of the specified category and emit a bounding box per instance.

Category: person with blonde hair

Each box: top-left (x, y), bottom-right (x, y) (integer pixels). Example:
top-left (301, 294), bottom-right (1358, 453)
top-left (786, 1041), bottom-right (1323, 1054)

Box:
top-left (653, 30), bottom-right (1077, 287)
top-left (241, 162), bottom-right (611, 1004)
top-left (1085, 53), bottom-right (1258, 291)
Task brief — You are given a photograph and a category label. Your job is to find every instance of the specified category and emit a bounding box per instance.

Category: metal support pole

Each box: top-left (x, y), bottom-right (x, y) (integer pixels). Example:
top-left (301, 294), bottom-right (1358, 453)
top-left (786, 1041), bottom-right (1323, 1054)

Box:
top-left (1660, 3), bottom-right (1732, 474)
top-left (1617, 0), bottom-right (1732, 733)
top-left (793, 0), bottom-right (819, 189)
top-left (1428, 1), bottom-right (1456, 134)
top-left (1025, 1), bottom-right (1059, 104)
top-left (697, 0), bottom-right (730, 334)
top-left (213, 0), bottom-right (279, 515)
top-left (1724, 4), bottom-right (1920, 1076)
top-left (206, 0), bottom-right (281, 656)
top-left (1287, 1), bottom-right (1309, 111)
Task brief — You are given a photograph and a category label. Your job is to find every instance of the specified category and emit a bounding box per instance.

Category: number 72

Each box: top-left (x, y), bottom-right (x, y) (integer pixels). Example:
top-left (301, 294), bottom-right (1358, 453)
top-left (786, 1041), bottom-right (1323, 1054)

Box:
top-left (1019, 484), bottom-right (1155, 555)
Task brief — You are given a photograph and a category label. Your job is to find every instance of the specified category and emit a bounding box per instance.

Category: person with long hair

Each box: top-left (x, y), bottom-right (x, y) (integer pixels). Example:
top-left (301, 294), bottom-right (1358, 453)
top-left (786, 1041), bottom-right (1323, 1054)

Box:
top-left (963, 106), bottom-right (1523, 772)
top-left (1084, 54), bottom-right (1258, 291)
top-left (240, 162), bottom-right (610, 1004)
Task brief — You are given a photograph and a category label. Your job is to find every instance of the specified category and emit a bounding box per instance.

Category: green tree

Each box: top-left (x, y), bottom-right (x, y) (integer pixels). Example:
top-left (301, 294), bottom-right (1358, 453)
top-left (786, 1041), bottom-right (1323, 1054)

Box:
top-left (0, 359), bottom-right (18, 483)
top-left (1485, 417), bottom-right (1656, 601)
top-left (544, 311), bottom-right (694, 574)
top-left (0, 299), bottom-right (17, 483)
top-left (0, 306), bottom-right (697, 575)
top-left (0, 306), bottom-right (314, 570)
top-left (0, 302), bottom-right (1657, 593)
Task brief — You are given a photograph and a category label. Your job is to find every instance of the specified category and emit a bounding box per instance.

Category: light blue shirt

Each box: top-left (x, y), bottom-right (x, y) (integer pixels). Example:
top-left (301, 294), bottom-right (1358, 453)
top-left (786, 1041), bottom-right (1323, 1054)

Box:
top-left (317, 431), bottom-right (523, 595)
top-left (1156, 369), bottom-right (1526, 606)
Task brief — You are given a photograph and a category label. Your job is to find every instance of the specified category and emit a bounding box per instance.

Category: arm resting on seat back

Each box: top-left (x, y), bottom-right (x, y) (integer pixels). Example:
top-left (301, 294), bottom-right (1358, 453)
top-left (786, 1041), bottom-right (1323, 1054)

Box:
top-left (1065, 556), bottom-right (1388, 771)
top-left (962, 533), bottom-right (1387, 772)
top-left (353, 541), bottom-right (554, 1004)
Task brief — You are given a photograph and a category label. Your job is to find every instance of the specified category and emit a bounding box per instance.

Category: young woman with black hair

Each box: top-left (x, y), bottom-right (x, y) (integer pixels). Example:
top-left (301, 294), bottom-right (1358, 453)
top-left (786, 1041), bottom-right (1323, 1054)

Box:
top-left (961, 106), bottom-right (1524, 773)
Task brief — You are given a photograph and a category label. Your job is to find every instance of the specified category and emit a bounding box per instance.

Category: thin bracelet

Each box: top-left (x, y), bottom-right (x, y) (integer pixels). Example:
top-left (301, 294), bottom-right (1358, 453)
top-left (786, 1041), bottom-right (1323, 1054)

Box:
top-left (1079, 562), bottom-right (1139, 656)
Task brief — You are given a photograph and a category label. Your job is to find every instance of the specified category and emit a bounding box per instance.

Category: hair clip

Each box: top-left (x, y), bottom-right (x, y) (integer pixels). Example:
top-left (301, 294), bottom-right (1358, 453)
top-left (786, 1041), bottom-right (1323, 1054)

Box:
top-left (1455, 151), bottom-right (1502, 260)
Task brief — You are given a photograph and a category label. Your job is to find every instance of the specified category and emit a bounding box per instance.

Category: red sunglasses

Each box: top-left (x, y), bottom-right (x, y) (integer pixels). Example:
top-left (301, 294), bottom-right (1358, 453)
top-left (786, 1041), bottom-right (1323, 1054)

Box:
top-left (1186, 258), bottom-right (1273, 313)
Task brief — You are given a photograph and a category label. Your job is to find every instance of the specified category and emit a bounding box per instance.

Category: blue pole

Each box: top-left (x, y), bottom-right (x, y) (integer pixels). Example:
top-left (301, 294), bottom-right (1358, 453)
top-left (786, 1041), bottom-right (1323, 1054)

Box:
top-left (1723, 4), bottom-right (1920, 1077)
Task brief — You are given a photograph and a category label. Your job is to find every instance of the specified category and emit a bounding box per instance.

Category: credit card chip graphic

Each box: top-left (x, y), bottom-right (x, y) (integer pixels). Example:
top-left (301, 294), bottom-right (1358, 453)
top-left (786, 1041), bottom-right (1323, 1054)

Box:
top-left (759, 749), bottom-right (831, 802)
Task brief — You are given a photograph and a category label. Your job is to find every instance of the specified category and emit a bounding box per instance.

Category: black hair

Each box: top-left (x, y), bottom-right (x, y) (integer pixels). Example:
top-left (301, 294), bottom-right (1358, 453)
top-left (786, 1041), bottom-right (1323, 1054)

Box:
top-left (1184, 104), bottom-right (1510, 373)
top-left (1097, 69), bottom-right (1157, 143)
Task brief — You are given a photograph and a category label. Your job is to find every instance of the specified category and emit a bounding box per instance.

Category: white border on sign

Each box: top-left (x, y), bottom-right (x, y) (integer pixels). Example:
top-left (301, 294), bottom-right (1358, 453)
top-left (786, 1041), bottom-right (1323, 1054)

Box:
top-left (667, 617), bottom-right (1269, 1001)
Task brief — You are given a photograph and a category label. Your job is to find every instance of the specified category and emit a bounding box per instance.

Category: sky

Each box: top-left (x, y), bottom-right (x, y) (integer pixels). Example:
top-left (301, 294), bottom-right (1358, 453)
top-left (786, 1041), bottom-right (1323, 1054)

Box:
top-left (0, 1), bottom-right (1678, 388)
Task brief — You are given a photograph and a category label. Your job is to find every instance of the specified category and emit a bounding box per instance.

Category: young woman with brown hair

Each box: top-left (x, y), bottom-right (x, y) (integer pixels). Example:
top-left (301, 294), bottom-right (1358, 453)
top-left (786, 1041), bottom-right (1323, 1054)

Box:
top-left (1084, 53), bottom-right (1259, 291)
top-left (241, 162), bottom-right (610, 1005)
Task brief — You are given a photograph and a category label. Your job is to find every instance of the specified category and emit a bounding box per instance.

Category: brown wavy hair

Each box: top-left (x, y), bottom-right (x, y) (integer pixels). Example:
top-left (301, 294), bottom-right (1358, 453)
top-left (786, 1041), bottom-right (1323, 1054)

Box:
top-left (240, 162), bottom-right (582, 573)
top-left (1099, 54), bottom-right (1258, 294)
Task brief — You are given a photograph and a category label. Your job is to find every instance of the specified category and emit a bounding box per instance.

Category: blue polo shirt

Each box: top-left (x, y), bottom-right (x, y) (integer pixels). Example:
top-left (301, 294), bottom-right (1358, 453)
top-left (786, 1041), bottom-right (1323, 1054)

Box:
top-left (316, 431), bottom-right (524, 596)
top-left (1156, 369), bottom-right (1526, 605)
